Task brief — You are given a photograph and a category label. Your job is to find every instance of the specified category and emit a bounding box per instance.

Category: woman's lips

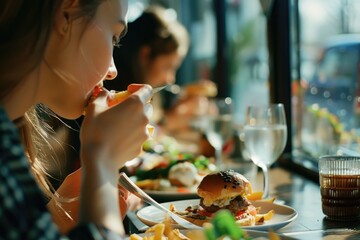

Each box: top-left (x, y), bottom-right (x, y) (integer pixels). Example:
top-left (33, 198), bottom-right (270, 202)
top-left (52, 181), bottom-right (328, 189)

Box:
top-left (83, 86), bottom-right (105, 115)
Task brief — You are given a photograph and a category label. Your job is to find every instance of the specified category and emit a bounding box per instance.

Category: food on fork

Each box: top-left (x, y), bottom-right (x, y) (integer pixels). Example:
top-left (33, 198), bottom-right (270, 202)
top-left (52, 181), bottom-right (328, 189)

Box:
top-left (171, 170), bottom-right (274, 227)
top-left (84, 85), bottom-right (155, 136)
top-left (107, 89), bottom-right (131, 106)
top-left (84, 84), bottom-right (147, 113)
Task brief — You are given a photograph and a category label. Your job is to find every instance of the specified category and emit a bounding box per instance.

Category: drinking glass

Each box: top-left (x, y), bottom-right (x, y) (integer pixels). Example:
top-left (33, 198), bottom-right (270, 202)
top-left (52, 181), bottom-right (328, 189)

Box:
top-left (243, 103), bottom-right (287, 199)
top-left (204, 98), bottom-right (234, 168)
top-left (319, 155), bottom-right (360, 220)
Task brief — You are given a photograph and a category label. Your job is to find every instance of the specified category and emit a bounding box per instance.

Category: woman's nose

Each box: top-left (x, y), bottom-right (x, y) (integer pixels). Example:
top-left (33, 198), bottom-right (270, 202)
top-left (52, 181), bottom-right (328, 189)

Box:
top-left (106, 58), bottom-right (118, 80)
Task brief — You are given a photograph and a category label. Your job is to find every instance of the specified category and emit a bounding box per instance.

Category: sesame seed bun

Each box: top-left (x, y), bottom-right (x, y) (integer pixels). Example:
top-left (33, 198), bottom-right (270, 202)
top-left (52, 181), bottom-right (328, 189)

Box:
top-left (197, 170), bottom-right (252, 206)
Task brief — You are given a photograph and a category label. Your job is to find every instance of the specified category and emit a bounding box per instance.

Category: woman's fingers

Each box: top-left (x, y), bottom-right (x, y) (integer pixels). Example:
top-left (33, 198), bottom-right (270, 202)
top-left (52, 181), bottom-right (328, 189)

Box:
top-left (144, 103), bottom-right (153, 119)
top-left (127, 83), bottom-right (148, 93)
top-left (131, 84), bottom-right (152, 104)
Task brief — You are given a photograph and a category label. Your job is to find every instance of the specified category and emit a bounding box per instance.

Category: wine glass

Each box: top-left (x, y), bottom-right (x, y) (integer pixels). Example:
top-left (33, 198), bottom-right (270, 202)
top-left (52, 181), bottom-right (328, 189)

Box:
top-left (243, 103), bottom-right (287, 199)
top-left (203, 97), bottom-right (234, 168)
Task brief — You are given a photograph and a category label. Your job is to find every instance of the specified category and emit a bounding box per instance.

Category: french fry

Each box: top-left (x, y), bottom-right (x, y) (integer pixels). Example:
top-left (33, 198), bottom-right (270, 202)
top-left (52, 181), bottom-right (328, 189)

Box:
top-left (170, 229), bottom-right (191, 240)
top-left (263, 210), bottom-right (275, 220)
top-left (268, 230), bottom-right (282, 240)
top-left (83, 88), bottom-right (130, 115)
top-left (186, 230), bottom-right (206, 240)
top-left (163, 215), bottom-right (174, 237)
top-left (107, 84), bottom-right (145, 107)
top-left (260, 197), bottom-right (276, 203)
top-left (246, 191), bottom-right (263, 201)
top-left (129, 214), bottom-right (280, 239)
top-left (145, 223), bottom-right (165, 240)
top-left (129, 234), bottom-right (144, 240)
top-left (163, 215), bottom-right (190, 240)
top-left (107, 90), bottom-right (131, 106)
top-left (256, 209), bottom-right (275, 223)
top-left (246, 191), bottom-right (276, 203)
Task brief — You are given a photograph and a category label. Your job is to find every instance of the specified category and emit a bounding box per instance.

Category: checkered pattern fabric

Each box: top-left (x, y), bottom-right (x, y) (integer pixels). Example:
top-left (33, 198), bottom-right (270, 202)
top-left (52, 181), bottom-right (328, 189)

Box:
top-left (0, 107), bottom-right (123, 239)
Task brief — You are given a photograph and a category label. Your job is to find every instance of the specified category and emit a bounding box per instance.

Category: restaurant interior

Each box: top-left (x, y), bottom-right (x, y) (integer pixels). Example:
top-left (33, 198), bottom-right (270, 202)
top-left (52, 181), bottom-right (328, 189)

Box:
top-left (118, 0), bottom-right (360, 239)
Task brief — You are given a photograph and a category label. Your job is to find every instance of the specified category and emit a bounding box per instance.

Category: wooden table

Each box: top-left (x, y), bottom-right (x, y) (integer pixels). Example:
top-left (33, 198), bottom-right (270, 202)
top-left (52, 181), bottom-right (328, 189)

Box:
top-left (125, 167), bottom-right (360, 239)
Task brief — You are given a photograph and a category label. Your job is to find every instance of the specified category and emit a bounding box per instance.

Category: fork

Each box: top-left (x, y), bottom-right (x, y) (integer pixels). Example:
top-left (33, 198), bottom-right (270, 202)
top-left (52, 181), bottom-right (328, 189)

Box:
top-left (118, 172), bottom-right (202, 230)
top-left (151, 84), bottom-right (169, 95)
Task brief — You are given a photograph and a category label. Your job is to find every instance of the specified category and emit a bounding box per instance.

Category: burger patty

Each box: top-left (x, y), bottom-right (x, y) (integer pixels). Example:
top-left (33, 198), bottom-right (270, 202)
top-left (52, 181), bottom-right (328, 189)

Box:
top-left (200, 195), bottom-right (251, 215)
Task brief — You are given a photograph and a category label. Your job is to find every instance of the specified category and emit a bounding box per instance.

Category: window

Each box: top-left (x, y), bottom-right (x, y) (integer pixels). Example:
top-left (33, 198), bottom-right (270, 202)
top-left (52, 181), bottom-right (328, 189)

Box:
top-left (225, 0), bottom-right (269, 124)
top-left (292, 0), bottom-right (360, 171)
top-left (127, 0), bottom-right (360, 175)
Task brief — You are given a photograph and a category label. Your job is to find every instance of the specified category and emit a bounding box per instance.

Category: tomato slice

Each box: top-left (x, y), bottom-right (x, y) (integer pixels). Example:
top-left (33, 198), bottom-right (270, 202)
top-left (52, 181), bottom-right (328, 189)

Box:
top-left (154, 162), bottom-right (169, 169)
top-left (198, 209), bottom-right (213, 217)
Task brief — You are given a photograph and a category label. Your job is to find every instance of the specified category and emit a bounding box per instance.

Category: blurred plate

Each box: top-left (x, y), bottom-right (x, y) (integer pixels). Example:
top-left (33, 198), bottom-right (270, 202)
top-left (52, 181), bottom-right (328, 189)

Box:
top-left (125, 229), bottom-right (297, 239)
top-left (144, 189), bottom-right (200, 202)
top-left (137, 199), bottom-right (298, 231)
top-left (128, 176), bottom-right (200, 202)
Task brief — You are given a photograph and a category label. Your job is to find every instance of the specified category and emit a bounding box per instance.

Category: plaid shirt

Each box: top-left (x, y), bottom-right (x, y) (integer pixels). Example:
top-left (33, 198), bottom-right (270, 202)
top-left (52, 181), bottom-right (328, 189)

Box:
top-left (0, 107), bottom-right (123, 240)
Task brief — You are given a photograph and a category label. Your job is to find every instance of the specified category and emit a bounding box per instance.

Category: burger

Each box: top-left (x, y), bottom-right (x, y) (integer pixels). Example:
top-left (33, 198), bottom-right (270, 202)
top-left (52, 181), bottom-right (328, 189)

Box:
top-left (184, 80), bottom-right (218, 97)
top-left (172, 170), bottom-right (257, 226)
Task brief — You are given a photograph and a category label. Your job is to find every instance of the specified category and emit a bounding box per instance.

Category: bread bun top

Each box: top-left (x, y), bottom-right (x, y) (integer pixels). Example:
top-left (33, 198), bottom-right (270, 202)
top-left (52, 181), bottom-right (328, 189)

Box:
top-left (184, 80), bottom-right (217, 97)
top-left (197, 170), bottom-right (252, 206)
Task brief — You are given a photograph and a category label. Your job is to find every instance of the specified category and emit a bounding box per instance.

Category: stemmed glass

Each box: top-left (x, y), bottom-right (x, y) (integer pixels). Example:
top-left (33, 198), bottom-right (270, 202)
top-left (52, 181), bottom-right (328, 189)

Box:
top-left (243, 103), bottom-right (287, 199)
top-left (203, 98), bottom-right (234, 168)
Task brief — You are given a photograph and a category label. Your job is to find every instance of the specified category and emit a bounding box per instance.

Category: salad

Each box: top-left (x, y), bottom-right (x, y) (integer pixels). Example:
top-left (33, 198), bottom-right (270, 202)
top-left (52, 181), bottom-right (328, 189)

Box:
top-left (122, 136), bottom-right (217, 192)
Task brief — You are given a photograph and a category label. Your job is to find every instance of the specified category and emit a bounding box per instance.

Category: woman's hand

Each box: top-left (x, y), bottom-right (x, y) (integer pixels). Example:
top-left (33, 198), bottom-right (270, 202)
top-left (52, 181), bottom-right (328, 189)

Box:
top-left (47, 168), bottom-right (131, 234)
top-left (80, 84), bottom-right (152, 172)
top-left (77, 84), bottom-right (152, 234)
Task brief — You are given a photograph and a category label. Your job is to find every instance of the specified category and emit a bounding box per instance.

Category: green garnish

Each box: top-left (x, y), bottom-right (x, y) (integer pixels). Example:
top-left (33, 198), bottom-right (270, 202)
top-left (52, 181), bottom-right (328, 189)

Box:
top-left (211, 210), bottom-right (252, 240)
top-left (193, 155), bottom-right (211, 170)
top-left (203, 223), bottom-right (216, 240)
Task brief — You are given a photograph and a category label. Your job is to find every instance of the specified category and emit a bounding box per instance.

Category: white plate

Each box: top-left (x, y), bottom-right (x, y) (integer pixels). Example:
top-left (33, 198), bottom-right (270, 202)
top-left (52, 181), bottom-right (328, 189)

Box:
top-left (125, 229), bottom-right (297, 240)
top-left (136, 199), bottom-right (298, 231)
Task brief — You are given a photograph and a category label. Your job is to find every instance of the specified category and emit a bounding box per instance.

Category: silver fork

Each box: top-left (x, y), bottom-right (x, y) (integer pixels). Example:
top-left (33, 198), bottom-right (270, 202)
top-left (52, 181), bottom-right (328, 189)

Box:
top-left (119, 172), bottom-right (202, 230)
top-left (151, 84), bottom-right (169, 95)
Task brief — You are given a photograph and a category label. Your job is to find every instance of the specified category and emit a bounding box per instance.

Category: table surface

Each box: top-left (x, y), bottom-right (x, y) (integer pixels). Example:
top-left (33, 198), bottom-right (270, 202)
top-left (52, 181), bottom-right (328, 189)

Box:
top-left (125, 167), bottom-right (360, 240)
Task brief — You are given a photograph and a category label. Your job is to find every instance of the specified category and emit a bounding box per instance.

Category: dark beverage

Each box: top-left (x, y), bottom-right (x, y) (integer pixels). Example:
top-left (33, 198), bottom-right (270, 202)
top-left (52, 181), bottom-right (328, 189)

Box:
top-left (320, 173), bottom-right (360, 220)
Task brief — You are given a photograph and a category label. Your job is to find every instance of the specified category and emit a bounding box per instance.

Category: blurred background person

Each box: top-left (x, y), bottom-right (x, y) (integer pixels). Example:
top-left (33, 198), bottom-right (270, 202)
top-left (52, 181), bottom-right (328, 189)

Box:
top-left (105, 5), bottom-right (217, 134)
top-left (105, 6), bottom-right (223, 163)
top-left (108, 5), bottom-right (189, 91)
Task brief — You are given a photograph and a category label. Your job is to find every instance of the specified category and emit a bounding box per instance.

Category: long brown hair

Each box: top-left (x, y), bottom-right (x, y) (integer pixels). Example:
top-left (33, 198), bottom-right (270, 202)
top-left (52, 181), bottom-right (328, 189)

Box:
top-left (0, 0), bottom-right (103, 198)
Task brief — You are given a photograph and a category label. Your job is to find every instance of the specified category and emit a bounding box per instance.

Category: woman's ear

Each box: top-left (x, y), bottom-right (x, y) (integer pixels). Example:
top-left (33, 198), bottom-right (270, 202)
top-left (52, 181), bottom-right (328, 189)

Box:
top-left (139, 46), bottom-right (151, 64)
top-left (61, 12), bottom-right (70, 35)
top-left (54, 0), bottom-right (79, 36)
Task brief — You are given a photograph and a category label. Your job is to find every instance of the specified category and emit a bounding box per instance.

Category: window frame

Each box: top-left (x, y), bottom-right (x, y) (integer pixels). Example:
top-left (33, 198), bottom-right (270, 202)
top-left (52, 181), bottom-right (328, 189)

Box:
top-left (269, 0), bottom-right (320, 181)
